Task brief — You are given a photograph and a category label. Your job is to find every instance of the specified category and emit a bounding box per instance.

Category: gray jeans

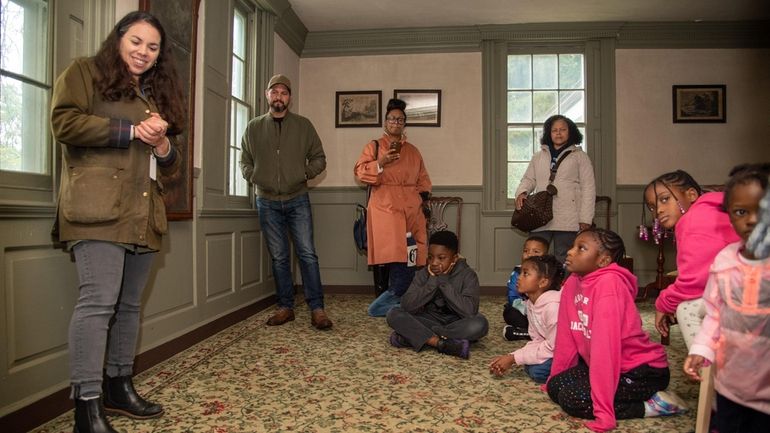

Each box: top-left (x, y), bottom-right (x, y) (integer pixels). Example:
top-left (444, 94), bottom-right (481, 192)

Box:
top-left (69, 241), bottom-right (154, 398)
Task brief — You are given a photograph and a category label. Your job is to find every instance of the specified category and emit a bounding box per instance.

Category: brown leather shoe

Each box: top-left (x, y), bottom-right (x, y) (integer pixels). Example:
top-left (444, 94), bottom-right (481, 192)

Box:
top-left (311, 309), bottom-right (333, 330)
top-left (266, 308), bottom-right (295, 326)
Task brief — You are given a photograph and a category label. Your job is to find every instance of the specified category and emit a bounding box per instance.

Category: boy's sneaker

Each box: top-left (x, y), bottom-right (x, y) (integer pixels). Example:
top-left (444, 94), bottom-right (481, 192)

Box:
top-left (436, 337), bottom-right (470, 359)
top-left (389, 331), bottom-right (411, 349)
top-left (644, 391), bottom-right (689, 417)
top-left (503, 325), bottom-right (531, 341)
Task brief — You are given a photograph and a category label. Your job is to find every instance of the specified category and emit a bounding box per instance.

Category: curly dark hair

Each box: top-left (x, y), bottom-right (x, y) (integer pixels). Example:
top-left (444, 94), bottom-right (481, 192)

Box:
top-left (93, 11), bottom-right (186, 135)
top-left (429, 230), bottom-right (458, 254)
top-left (579, 227), bottom-right (626, 264)
top-left (521, 254), bottom-right (564, 292)
top-left (385, 98), bottom-right (407, 120)
top-left (723, 163), bottom-right (770, 209)
top-left (540, 115), bottom-right (583, 147)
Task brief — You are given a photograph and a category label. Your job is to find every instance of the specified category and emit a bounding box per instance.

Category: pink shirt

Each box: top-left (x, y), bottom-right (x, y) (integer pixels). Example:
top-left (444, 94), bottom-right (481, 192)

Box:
top-left (655, 192), bottom-right (740, 314)
top-left (511, 289), bottom-right (560, 366)
top-left (549, 264), bottom-right (668, 432)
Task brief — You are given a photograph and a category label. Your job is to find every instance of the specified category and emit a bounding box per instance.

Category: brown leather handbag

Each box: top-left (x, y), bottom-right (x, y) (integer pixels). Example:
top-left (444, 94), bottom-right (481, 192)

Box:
top-left (510, 151), bottom-right (572, 232)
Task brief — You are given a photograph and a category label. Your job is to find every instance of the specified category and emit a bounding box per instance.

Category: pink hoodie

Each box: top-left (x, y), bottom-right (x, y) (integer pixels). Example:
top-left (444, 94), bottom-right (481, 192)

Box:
top-left (511, 289), bottom-right (560, 366)
top-left (511, 290), bottom-right (561, 365)
top-left (548, 263), bottom-right (668, 432)
top-left (655, 192), bottom-right (740, 314)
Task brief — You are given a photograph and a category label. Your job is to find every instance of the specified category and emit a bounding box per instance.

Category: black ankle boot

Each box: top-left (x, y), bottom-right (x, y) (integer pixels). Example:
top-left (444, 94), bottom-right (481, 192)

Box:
top-left (73, 397), bottom-right (119, 433)
top-left (372, 264), bottom-right (390, 297)
top-left (102, 375), bottom-right (164, 419)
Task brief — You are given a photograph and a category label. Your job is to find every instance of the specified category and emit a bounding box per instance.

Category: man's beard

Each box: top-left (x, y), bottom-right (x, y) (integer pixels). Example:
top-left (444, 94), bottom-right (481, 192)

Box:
top-left (270, 100), bottom-right (286, 113)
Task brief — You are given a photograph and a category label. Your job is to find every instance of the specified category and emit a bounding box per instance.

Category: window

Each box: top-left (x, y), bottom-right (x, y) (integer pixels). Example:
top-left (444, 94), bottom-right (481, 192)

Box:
top-left (0, 0), bottom-right (50, 175)
top-left (228, 4), bottom-right (252, 197)
top-left (506, 53), bottom-right (585, 200)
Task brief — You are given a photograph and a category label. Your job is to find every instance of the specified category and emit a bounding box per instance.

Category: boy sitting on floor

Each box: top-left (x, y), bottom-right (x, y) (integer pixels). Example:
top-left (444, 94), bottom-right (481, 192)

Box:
top-left (386, 230), bottom-right (489, 359)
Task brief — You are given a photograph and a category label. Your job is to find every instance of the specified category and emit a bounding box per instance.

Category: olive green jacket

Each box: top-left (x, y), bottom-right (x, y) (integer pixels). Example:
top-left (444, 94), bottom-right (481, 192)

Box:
top-left (50, 57), bottom-right (181, 250)
top-left (239, 111), bottom-right (326, 200)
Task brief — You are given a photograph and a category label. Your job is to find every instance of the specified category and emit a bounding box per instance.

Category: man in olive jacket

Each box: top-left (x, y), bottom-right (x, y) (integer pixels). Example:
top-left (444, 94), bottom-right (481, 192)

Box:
top-left (240, 74), bottom-right (332, 330)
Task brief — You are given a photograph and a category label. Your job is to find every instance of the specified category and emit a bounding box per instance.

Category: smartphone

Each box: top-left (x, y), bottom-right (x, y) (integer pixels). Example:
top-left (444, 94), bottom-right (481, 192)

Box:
top-left (389, 141), bottom-right (401, 153)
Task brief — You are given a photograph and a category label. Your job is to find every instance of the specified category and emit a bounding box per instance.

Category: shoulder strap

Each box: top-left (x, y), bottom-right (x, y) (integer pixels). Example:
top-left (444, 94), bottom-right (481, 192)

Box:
top-left (548, 149), bottom-right (574, 184)
top-left (365, 140), bottom-right (379, 205)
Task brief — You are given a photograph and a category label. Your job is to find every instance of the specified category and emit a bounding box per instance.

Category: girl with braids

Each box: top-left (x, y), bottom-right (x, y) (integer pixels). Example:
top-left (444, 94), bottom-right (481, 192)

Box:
top-left (51, 11), bottom-right (185, 433)
top-left (489, 254), bottom-right (564, 383)
top-left (546, 228), bottom-right (686, 432)
top-left (643, 170), bottom-right (739, 348)
top-left (684, 163), bottom-right (770, 433)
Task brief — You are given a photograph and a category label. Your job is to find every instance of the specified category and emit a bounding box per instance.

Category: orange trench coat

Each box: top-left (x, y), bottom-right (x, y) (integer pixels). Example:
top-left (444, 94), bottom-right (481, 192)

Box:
top-left (354, 135), bottom-right (432, 266)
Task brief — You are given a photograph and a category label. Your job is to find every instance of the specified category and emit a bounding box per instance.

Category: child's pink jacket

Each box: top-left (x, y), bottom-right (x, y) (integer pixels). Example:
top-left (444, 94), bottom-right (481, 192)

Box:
top-left (511, 289), bottom-right (560, 366)
top-left (690, 242), bottom-right (770, 415)
top-left (655, 192), bottom-right (740, 314)
top-left (549, 264), bottom-right (668, 432)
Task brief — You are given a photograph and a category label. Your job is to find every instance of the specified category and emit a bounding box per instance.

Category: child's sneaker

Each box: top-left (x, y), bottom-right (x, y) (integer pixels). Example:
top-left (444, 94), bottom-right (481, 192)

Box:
top-left (436, 337), bottom-right (470, 359)
top-left (389, 331), bottom-right (410, 349)
top-left (644, 391), bottom-right (689, 417)
top-left (503, 325), bottom-right (531, 341)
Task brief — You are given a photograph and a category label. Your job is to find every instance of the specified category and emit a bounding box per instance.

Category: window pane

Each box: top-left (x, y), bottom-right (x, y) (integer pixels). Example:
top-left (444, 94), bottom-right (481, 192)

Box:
top-left (507, 91), bottom-right (531, 123)
top-left (0, 76), bottom-right (49, 173)
top-left (231, 57), bottom-right (244, 98)
top-left (0, 0), bottom-right (49, 82)
top-left (578, 126), bottom-right (587, 152)
top-left (507, 162), bottom-right (528, 199)
top-left (507, 55), bottom-right (531, 90)
top-left (560, 90), bottom-right (585, 123)
top-left (532, 55), bottom-right (557, 89)
top-left (559, 54), bottom-right (584, 89)
top-left (533, 91), bottom-right (558, 123)
top-left (233, 9), bottom-right (245, 58)
top-left (234, 102), bottom-right (249, 141)
top-left (507, 127), bottom-right (534, 162)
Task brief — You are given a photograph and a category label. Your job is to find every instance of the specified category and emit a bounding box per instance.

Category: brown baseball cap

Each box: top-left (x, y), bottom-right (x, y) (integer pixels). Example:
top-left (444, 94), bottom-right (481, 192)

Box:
top-left (267, 74), bottom-right (291, 93)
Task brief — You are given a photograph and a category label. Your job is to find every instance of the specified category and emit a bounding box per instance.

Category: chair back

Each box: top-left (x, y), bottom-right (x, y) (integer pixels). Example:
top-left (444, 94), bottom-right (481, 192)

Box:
top-left (426, 196), bottom-right (463, 245)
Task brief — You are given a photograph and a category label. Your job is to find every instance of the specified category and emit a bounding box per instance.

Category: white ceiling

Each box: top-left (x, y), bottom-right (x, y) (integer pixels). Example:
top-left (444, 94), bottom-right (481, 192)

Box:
top-left (288, 0), bottom-right (770, 32)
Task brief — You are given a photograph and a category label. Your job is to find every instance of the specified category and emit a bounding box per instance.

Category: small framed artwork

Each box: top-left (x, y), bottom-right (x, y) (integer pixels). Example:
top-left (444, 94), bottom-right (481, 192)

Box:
top-left (335, 91), bottom-right (382, 128)
top-left (394, 89), bottom-right (441, 127)
top-left (672, 85), bottom-right (726, 123)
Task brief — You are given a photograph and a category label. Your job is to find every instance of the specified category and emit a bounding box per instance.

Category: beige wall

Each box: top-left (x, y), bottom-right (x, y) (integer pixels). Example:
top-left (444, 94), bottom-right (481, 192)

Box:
top-left (298, 52), bottom-right (482, 187)
top-left (616, 48), bottom-right (770, 185)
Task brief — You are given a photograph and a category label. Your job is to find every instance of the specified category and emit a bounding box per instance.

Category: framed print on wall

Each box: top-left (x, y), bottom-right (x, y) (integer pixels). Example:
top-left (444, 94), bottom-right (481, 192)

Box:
top-left (335, 91), bottom-right (382, 127)
top-left (393, 89), bottom-right (441, 127)
top-left (672, 84), bottom-right (726, 123)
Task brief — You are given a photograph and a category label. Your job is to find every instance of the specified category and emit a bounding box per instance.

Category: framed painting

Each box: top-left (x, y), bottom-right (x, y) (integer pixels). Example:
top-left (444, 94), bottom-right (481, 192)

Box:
top-left (140, 0), bottom-right (200, 219)
top-left (393, 89), bottom-right (441, 127)
top-left (672, 85), bottom-right (726, 123)
top-left (335, 91), bottom-right (382, 128)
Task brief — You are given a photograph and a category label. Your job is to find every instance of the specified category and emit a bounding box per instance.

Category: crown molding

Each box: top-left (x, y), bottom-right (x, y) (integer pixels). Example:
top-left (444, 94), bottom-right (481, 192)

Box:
top-left (274, 4), bottom-right (307, 56)
top-left (301, 21), bottom-right (769, 57)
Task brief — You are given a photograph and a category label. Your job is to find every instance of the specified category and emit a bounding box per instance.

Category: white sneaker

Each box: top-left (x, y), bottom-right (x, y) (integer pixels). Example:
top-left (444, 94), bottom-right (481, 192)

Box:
top-left (644, 390), bottom-right (689, 417)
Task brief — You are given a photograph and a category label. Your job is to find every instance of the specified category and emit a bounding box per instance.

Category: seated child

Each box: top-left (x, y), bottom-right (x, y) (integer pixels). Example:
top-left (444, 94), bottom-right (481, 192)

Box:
top-left (684, 163), bottom-right (770, 433)
top-left (386, 230), bottom-right (489, 359)
top-left (546, 228), bottom-right (687, 432)
top-left (503, 235), bottom-right (549, 341)
top-left (489, 254), bottom-right (564, 383)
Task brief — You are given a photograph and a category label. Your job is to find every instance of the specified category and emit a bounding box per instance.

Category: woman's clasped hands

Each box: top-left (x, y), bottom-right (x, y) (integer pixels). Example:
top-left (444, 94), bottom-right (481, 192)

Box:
top-left (135, 112), bottom-right (170, 155)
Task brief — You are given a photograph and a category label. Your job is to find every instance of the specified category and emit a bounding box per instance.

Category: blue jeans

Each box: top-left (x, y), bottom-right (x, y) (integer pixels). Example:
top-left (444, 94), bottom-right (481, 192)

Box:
top-left (257, 193), bottom-right (324, 311)
top-left (524, 358), bottom-right (553, 384)
top-left (368, 290), bottom-right (401, 317)
top-left (69, 241), bottom-right (155, 398)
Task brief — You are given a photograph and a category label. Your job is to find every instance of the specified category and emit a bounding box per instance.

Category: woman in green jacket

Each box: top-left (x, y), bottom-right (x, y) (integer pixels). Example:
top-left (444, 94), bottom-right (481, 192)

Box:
top-left (50, 11), bottom-right (185, 433)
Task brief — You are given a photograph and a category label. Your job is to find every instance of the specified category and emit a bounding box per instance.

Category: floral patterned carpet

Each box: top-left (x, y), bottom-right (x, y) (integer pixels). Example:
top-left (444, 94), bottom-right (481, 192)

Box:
top-left (33, 294), bottom-right (697, 433)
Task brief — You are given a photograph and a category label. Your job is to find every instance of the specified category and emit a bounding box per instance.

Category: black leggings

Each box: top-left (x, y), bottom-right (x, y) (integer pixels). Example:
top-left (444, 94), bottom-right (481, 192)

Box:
top-left (503, 303), bottom-right (529, 328)
top-left (716, 393), bottom-right (770, 433)
top-left (547, 360), bottom-right (669, 420)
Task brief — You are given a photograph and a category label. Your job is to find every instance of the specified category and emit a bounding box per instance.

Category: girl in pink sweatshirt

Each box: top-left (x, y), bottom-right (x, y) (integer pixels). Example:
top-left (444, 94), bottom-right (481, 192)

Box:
top-left (546, 228), bottom-right (687, 432)
top-left (489, 254), bottom-right (565, 383)
top-left (684, 164), bottom-right (770, 433)
top-left (643, 170), bottom-right (740, 347)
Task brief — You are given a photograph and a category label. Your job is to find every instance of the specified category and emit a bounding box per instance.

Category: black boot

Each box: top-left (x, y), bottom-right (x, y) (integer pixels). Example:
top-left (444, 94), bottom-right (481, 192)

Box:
top-left (103, 375), bottom-right (164, 419)
top-left (73, 397), bottom-right (119, 433)
top-left (372, 264), bottom-right (390, 297)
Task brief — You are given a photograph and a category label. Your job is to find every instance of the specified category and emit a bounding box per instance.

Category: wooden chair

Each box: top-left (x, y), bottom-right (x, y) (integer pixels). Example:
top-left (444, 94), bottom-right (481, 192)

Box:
top-left (425, 196), bottom-right (463, 245)
top-left (695, 365), bottom-right (716, 433)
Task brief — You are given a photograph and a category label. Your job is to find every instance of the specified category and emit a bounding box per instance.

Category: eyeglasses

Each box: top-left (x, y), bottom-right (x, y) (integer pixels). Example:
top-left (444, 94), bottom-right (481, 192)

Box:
top-left (386, 116), bottom-right (406, 125)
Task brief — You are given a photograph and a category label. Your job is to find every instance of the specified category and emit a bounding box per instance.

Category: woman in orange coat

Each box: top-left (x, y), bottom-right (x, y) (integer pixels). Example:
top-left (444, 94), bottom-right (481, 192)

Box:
top-left (354, 98), bottom-right (432, 316)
